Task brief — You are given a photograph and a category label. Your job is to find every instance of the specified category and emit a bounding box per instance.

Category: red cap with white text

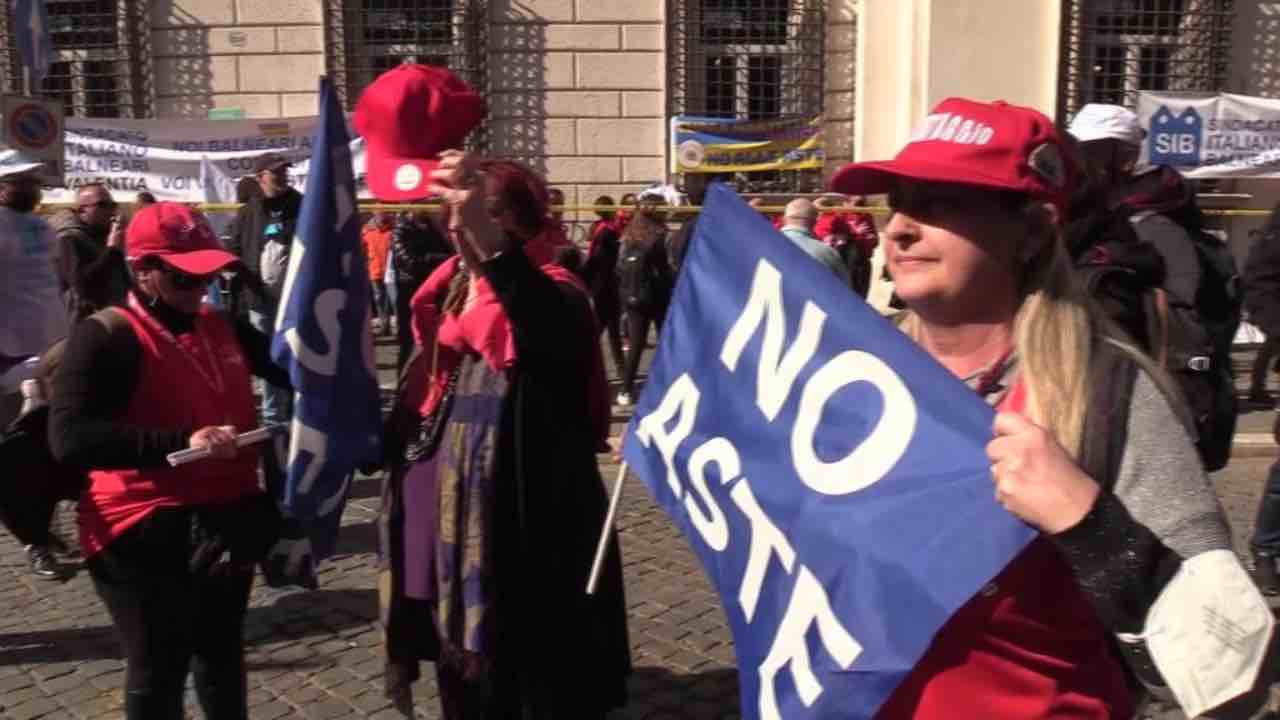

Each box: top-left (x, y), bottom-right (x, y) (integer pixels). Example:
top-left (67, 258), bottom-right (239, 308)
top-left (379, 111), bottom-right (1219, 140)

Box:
top-left (829, 98), bottom-right (1074, 210)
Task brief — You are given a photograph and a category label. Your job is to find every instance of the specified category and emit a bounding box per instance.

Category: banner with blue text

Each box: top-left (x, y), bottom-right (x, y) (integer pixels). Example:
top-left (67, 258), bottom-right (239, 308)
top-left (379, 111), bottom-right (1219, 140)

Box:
top-left (622, 184), bottom-right (1035, 719)
top-left (1137, 91), bottom-right (1280, 178)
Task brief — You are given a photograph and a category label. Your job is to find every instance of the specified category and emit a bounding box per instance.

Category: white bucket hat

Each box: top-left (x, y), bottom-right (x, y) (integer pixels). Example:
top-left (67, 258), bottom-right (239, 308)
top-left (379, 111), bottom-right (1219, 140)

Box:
top-left (1067, 103), bottom-right (1147, 146)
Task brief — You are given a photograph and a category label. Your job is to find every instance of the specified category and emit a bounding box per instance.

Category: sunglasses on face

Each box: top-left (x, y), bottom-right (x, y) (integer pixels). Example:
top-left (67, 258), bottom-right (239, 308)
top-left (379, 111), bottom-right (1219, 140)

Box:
top-left (159, 264), bottom-right (214, 291)
top-left (79, 199), bottom-right (116, 211)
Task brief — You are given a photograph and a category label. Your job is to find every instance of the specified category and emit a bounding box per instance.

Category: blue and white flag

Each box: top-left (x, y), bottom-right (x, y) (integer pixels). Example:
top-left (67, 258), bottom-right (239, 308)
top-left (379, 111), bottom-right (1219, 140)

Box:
top-left (267, 77), bottom-right (382, 586)
top-left (622, 184), bottom-right (1036, 719)
top-left (12, 0), bottom-right (52, 91)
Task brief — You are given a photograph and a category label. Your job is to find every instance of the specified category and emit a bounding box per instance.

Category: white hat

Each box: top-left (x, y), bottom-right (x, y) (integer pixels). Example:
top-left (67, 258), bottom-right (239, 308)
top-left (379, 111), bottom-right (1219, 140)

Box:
top-left (1067, 103), bottom-right (1146, 146)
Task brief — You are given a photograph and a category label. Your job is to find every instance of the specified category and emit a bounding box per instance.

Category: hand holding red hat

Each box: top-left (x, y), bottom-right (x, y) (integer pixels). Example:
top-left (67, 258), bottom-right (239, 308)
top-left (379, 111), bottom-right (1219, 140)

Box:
top-left (427, 150), bottom-right (508, 266)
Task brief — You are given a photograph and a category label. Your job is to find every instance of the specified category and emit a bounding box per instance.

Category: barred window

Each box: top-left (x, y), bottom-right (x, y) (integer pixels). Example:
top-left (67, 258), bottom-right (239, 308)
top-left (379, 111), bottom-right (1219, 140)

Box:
top-left (0, 0), bottom-right (150, 118)
top-left (1058, 0), bottom-right (1234, 120)
top-left (324, 0), bottom-right (486, 138)
top-left (669, 0), bottom-right (826, 193)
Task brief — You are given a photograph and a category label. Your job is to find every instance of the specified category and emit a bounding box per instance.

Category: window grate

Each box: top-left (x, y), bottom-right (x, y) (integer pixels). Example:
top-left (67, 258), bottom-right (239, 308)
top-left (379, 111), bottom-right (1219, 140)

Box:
top-left (669, 0), bottom-right (826, 194)
top-left (1058, 0), bottom-right (1233, 121)
top-left (324, 0), bottom-right (487, 151)
top-left (0, 0), bottom-right (150, 118)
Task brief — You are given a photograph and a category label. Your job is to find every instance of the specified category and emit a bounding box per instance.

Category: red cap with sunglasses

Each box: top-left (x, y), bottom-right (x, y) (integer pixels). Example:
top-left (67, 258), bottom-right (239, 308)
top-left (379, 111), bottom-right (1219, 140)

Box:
top-left (126, 202), bottom-right (239, 277)
top-left (829, 97), bottom-right (1075, 213)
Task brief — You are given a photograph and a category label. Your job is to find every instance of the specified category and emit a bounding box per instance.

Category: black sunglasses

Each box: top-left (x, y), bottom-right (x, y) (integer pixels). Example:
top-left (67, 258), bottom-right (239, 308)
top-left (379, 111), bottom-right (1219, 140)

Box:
top-left (79, 199), bottom-right (117, 210)
top-left (159, 264), bottom-right (213, 291)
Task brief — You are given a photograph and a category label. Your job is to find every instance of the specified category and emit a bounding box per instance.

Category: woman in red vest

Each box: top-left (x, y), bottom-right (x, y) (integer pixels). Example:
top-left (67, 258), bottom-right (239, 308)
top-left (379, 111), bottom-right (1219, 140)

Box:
top-left (830, 99), bottom-right (1273, 719)
top-left (49, 202), bottom-right (289, 720)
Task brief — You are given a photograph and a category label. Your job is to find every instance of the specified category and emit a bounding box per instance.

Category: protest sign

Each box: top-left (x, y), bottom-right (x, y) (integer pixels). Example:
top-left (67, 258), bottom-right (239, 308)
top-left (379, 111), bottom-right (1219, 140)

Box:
top-left (1137, 91), bottom-right (1280, 177)
top-left (622, 184), bottom-right (1035, 719)
top-left (17, 113), bottom-right (369, 202)
top-left (670, 115), bottom-right (824, 174)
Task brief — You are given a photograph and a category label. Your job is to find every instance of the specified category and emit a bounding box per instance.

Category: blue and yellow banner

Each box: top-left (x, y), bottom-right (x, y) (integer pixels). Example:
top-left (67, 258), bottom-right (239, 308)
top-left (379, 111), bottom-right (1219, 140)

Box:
top-left (671, 115), bottom-right (825, 174)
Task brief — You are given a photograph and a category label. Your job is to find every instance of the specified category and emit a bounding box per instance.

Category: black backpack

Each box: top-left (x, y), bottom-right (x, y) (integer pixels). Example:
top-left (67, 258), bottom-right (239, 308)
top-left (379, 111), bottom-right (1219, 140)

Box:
top-left (617, 243), bottom-right (657, 310)
top-left (1079, 211), bottom-right (1239, 472)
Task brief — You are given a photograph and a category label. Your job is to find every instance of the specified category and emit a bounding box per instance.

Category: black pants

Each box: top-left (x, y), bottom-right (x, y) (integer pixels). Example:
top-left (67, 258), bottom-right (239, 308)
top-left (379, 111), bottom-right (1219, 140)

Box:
top-left (371, 280), bottom-right (392, 329)
top-left (87, 508), bottom-right (253, 720)
top-left (621, 307), bottom-right (664, 397)
top-left (596, 299), bottom-right (625, 375)
top-left (1251, 335), bottom-right (1280, 396)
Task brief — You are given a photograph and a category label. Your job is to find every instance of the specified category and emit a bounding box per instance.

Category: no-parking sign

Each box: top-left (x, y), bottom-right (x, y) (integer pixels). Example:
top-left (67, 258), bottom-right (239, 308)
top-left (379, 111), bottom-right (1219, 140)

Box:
top-left (1, 95), bottom-right (64, 186)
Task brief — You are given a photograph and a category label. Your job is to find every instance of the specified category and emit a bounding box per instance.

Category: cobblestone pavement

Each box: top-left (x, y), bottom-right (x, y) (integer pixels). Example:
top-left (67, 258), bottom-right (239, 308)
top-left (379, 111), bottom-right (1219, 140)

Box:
top-left (1, 344), bottom-right (1278, 719)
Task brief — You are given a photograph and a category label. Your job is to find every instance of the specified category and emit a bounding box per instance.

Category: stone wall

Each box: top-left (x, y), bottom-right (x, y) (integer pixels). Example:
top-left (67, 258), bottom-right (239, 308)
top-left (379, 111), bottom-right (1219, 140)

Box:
top-left (145, 0), bottom-right (859, 209)
top-left (487, 0), bottom-right (666, 220)
top-left (150, 0), bottom-right (325, 119)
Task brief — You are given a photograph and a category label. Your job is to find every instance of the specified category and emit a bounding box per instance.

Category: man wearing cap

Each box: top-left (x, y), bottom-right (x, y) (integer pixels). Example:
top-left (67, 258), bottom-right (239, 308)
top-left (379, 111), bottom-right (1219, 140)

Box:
top-left (50, 202), bottom-right (290, 719)
top-left (227, 152), bottom-right (302, 426)
top-left (779, 197), bottom-right (850, 283)
top-left (50, 183), bottom-right (130, 323)
top-left (0, 160), bottom-right (71, 578)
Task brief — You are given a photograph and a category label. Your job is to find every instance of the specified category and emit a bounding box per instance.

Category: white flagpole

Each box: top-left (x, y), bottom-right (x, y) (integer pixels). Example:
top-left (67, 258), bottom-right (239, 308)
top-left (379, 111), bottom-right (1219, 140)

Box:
top-left (586, 461), bottom-right (629, 595)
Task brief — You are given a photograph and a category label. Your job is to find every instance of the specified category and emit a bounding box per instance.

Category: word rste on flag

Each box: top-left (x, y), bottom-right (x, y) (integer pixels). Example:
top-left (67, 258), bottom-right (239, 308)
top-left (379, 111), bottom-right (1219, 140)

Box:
top-left (621, 183), bottom-right (1035, 719)
top-left (264, 75), bottom-right (382, 588)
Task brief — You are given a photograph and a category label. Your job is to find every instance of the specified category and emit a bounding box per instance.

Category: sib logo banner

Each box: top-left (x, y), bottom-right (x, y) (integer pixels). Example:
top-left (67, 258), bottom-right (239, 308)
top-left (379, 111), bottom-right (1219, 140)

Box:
top-left (1148, 105), bottom-right (1203, 167)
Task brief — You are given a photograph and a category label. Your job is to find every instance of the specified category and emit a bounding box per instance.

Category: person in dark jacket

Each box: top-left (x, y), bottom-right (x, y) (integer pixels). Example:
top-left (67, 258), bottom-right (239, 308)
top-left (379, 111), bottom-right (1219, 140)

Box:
top-left (390, 209), bottom-right (453, 374)
top-left (374, 150), bottom-right (631, 718)
top-left (615, 208), bottom-right (674, 406)
top-left (1245, 218), bottom-right (1280, 404)
top-left (582, 195), bottom-right (625, 374)
top-left (50, 202), bottom-right (290, 720)
top-left (1242, 207), bottom-right (1280, 593)
top-left (51, 183), bottom-right (130, 322)
top-left (225, 153), bottom-right (302, 426)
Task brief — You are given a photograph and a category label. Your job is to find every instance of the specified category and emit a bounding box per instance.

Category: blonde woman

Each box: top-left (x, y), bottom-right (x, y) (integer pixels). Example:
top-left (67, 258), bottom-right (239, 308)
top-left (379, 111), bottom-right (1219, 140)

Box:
top-left (830, 98), bottom-right (1272, 719)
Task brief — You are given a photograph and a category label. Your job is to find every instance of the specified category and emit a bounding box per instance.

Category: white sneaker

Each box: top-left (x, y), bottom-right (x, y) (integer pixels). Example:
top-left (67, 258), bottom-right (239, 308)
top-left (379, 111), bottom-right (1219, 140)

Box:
top-left (616, 392), bottom-right (632, 407)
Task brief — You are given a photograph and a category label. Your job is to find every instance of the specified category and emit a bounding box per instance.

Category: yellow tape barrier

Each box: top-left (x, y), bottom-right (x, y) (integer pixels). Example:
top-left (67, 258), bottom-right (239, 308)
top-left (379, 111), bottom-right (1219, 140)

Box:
top-left (31, 203), bottom-right (1276, 218)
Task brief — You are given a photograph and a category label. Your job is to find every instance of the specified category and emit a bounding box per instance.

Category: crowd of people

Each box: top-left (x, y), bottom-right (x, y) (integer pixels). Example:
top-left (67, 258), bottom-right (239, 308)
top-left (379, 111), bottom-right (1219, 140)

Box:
top-left (0, 58), bottom-right (1275, 720)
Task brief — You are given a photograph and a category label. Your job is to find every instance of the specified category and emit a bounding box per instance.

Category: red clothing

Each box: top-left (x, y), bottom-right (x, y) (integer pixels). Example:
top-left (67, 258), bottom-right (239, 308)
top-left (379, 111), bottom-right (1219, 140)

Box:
top-left (78, 299), bottom-right (260, 558)
top-left (816, 211), bottom-right (878, 258)
top-left (408, 226), bottom-right (612, 450)
top-left (363, 225), bottom-right (393, 281)
top-left (876, 381), bottom-right (1133, 719)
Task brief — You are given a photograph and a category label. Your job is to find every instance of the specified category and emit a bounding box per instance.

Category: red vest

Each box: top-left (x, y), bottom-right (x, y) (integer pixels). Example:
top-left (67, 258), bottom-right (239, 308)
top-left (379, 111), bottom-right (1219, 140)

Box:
top-left (78, 301), bottom-right (260, 558)
top-left (876, 381), bottom-right (1135, 719)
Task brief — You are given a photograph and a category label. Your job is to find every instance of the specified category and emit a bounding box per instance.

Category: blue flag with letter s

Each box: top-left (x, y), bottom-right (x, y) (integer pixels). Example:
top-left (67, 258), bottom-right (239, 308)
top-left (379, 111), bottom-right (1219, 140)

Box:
top-left (266, 76), bottom-right (382, 586)
top-left (621, 184), bottom-right (1035, 719)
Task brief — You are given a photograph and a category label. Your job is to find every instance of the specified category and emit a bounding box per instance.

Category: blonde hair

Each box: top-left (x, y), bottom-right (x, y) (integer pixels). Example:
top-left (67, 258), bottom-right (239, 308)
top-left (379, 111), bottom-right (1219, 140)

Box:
top-left (901, 202), bottom-right (1174, 459)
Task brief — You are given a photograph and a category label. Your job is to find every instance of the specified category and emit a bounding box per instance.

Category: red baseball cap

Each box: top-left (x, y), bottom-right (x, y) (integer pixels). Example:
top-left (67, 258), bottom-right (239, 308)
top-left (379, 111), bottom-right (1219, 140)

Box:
top-left (126, 202), bottom-right (238, 276)
top-left (830, 98), bottom-right (1073, 210)
top-left (354, 64), bottom-right (486, 201)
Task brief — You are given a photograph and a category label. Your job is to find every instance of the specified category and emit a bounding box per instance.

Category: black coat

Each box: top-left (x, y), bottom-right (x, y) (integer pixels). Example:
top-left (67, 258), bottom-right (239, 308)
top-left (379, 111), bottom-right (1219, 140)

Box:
top-left (226, 188), bottom-right (303, 313)
top-left (379, 249), bottom-right (630, 717)
top-left (1245, 209), bottom-right (1280, 339)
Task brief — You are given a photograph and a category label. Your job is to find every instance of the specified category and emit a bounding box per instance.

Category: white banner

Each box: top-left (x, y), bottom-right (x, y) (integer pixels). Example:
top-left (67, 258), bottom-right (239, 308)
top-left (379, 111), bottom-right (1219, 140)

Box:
top-left (21, 114), bottom-right (368, 203)
top-left (1137, 91), bottom-right (1280, 178)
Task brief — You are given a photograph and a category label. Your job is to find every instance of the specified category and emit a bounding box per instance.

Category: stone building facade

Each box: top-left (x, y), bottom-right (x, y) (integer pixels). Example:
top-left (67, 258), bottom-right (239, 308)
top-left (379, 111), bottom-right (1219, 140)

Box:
top-left (5, 1), bottom-right (1280, 240)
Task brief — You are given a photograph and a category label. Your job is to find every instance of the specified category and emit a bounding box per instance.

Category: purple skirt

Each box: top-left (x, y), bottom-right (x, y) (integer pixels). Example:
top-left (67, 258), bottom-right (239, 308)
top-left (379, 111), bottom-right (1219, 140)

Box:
top-left (401, 454), bottom-right (440, 602)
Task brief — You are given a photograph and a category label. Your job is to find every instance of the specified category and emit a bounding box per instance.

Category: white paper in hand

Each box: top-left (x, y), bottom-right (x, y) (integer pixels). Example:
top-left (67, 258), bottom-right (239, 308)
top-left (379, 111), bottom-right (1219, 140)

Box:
top-left (1141, 549), bottom-right (1274, 718)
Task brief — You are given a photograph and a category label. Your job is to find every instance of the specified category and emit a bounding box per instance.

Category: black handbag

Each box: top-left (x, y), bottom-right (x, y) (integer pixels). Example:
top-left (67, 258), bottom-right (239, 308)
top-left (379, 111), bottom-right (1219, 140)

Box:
top-left (189, 491), bottom-right (283, 575)
top-left (403, 365), bottom-right (460, 464)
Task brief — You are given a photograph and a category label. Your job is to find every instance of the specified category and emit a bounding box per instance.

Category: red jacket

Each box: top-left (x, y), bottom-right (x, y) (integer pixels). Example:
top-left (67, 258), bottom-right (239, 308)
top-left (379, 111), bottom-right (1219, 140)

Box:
top-left (78, 302), bottom-right (260, 558)
top-left (876, 381), bottom-right (1133, 719)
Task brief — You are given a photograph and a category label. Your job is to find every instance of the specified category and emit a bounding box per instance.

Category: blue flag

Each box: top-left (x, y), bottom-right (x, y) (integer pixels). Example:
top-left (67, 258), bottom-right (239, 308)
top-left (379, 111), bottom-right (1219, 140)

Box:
top-left (621, 184), bottom-right (1036, 719)
top-left (267, 77), bottom-right (382, 585)
top-left (12, 0), bottom-right (52, 90)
